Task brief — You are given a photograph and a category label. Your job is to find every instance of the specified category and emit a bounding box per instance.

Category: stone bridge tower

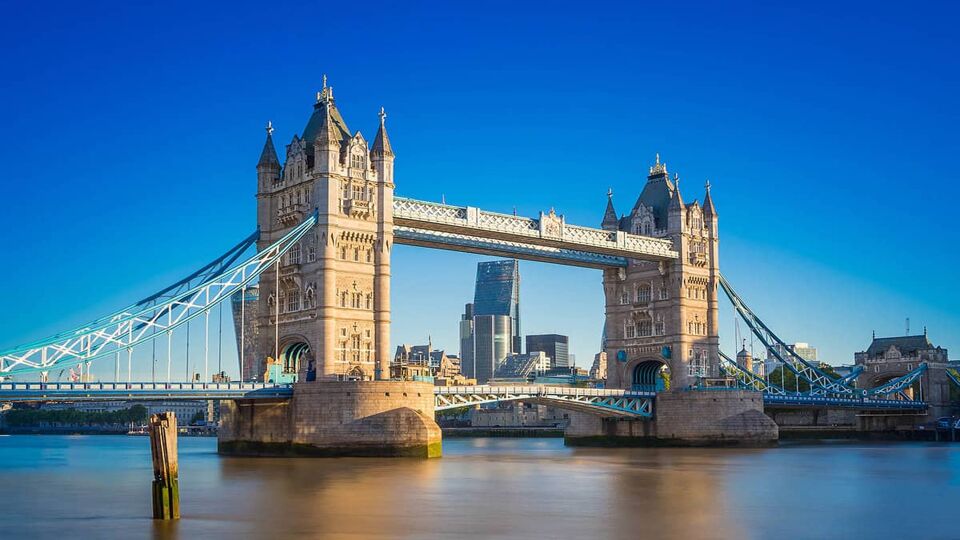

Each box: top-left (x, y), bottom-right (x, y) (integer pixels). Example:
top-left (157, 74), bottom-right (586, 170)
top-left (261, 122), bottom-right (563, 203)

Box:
top-left (254, 82), bottom-right (394, 382)
top-left (602, 156), bottom-right (720, 390)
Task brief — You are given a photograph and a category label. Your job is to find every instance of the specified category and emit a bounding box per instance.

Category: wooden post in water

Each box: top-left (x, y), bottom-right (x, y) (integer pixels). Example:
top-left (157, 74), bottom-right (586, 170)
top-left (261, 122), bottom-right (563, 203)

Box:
top-left (148, 411), bottom-right (180, 520)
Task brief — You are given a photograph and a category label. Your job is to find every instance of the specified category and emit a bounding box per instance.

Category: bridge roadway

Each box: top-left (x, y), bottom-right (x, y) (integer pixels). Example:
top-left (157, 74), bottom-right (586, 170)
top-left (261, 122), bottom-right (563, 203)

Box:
top-left (0, 382), bottom-right (926, 414)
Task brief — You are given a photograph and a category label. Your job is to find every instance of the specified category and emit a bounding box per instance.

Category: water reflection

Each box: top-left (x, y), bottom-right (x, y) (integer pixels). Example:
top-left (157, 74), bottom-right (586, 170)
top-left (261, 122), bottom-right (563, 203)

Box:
top-left (1, 436), bottom-right (958, 539)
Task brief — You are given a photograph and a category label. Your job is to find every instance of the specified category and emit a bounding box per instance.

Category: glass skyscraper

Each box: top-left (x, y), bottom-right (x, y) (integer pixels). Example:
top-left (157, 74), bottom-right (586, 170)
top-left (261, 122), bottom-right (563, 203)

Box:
top-left (461, 260), bottom-right (521, 383)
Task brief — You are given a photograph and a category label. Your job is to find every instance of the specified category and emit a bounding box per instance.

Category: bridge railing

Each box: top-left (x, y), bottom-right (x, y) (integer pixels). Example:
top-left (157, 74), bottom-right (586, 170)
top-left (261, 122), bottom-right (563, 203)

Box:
top-left (0, 381), bottom-right (289, 392)
top-left (433, 385), bottom-right (656, 398)
top-left (394, 197), bottom-right (677, 260)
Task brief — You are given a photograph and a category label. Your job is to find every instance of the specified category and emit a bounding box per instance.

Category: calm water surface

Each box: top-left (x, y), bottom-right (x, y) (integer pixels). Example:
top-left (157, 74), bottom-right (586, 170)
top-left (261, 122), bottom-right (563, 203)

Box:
top-left (1, 435), bottom-right (958, 539)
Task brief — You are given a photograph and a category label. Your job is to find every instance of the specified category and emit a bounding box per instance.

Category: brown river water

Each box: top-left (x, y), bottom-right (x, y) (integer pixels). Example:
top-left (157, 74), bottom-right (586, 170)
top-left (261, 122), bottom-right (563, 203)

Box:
top-left (1, 435), bottom-right (958, 539)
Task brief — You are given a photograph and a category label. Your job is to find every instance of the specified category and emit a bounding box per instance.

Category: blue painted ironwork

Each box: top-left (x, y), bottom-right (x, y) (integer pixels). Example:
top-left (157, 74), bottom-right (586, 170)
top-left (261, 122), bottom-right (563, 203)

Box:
top-left (8, 231), bottom-right (259, 352)
top-left (718, 351), bottom-right (787, 396)
top-left (836, 365), bottom-right (864, 386)
top-left (0, 381), bottom-right (292, 402)
top-left (946, 368), bottom-right (960, 389)
top-left (433, 385), bottom-right (654, 417)
top-left (393, 226), bottom-right (629, 269)
top-left (0, 215), bottom-right (316, 375)
top-left (719, 274), bottom-right (856, 395)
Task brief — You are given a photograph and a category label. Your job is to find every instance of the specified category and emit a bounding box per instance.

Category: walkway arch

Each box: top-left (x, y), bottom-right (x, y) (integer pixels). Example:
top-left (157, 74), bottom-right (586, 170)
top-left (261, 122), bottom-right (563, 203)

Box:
top-left (632, 360), bottom-right (670, 393)
top-left (280, 341), bottom-right (310, 376)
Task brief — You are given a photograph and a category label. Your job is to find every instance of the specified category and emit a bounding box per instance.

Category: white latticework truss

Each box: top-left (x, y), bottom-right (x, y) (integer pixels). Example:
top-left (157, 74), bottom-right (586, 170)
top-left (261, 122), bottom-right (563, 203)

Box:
top-left (0, 213), bottom-right (318, 375)
top-left (434, 385), bottom-right (653, 417)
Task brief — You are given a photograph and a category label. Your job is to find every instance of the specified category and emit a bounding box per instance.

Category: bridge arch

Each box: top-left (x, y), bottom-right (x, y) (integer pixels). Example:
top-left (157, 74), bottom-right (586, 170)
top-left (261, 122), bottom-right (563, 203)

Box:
top-left (871, 372), bottom-right (920, 400)
top-left (630, 359), bottom-right (670, 393)
top-left (266, 336), bottom-right (312, 383)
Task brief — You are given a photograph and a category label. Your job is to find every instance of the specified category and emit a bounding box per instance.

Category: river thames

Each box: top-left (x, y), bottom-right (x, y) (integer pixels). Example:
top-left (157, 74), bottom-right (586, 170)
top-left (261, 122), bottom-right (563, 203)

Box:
top-left (1, 435), bottom-right (958, 539)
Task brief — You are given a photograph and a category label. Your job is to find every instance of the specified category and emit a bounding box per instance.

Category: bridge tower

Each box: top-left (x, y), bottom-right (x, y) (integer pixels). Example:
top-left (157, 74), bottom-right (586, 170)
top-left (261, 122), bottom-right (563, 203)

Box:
top-left (602, 156), bottom-right (720, 390)
top-left (254, 83), bottom-right (394, 382)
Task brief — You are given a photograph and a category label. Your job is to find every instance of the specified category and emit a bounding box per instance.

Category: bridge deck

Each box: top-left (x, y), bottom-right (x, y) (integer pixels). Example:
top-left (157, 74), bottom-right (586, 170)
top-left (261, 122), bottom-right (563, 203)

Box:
top-left (393, 197), bottom-right (678, 263)
top-left (0, 382), bottom-right (928, 413)
top-left (0, 382), bottom-right (293, 402)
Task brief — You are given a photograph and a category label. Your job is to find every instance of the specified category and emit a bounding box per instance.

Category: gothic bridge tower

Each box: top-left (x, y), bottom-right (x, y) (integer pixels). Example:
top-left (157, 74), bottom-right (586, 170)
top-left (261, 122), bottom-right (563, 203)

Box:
top-left (602, 155), bottom-right (720, 390)
top-left (254, 81), bottom-right (394, 381)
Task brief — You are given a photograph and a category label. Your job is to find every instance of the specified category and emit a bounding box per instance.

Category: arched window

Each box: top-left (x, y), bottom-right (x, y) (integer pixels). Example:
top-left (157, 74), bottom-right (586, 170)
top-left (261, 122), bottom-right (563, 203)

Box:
top-left (340, 291), bottom-right (348, 307)
top-left (619, 289), bottom-right (629, 305)
top-left (366, 249), bottom-right (372, 263)
top-left (365, 294), bottom-right (372, 310)
top-left (307, 245), bottom-right (316, 263)
top-left (637, 284), bottom-right (652, 303)
top-left (305, 287), bottom-right (315, 309)
top-left (341, 246), bottom-right (347, 259)
top-left (289, 243), bottom-right (301, 265)
top-left (351, 153), bottom-right (366, 170)
top-left (354, 248), bottom-right (359, 261)
top-left (625, 321), bottom-right (636, 338)
top-left (278, 292), bottom-right (286, 313)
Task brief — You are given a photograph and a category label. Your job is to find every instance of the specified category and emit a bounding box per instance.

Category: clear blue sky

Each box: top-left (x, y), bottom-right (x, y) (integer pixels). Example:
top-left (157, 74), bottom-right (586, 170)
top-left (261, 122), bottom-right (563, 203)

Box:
top-left (1, 1), bottom-right (957, 380)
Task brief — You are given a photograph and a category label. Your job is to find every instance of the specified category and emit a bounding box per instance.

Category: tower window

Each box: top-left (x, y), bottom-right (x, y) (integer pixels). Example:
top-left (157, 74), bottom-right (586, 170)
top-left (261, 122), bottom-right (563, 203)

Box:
top-left (637, 284), bottom-right (652, 303)
top-left (289, 244), bottom-right (301, 265)
top-left (351, 154), bottom-right (366, 169)
top-left (287, 289), bottom-right (301, 312)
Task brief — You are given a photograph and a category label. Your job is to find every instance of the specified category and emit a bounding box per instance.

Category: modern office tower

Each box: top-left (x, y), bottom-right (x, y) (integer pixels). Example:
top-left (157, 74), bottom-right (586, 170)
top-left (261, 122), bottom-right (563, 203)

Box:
top-left (461, 260), bottom-right (521, 383)
top-left (473, 260), bottom-right (521, 354)
top-left (526, 334), bottom-right (570, 368)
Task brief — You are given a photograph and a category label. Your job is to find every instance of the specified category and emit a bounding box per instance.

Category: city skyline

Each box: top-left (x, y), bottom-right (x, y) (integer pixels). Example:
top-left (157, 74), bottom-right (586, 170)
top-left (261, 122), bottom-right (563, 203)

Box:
top-left (1, 2), bottom-right (958, 380)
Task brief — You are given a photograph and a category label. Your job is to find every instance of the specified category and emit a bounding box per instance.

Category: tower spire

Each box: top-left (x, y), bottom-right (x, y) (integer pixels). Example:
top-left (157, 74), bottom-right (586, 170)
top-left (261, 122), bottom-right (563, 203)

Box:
top-left (601, 188), bottom-right (618, 230)
top-left (372, 106), bottom-right (394, 157)
top-left (257, 120), bottom-right (280, 168)
top-left (703, 179), bottom-right (717, 216)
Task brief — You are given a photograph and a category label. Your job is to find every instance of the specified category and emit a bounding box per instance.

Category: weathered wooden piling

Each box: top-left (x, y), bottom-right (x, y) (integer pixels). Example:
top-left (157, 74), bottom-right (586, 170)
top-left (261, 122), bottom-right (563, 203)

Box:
top-left (148, 411), bottom-right (180, 520)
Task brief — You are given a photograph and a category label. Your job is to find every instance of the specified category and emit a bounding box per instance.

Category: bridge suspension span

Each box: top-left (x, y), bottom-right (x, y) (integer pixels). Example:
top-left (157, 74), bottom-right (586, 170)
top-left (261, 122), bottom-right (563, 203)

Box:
top-left (0, 213), bottom-right (317, 379)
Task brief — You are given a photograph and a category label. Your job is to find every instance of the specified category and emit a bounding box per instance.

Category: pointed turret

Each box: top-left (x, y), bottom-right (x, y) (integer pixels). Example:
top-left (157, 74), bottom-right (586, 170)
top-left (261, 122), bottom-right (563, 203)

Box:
top-left (303, 79), bottom-right (351, 172)
top-left (371, 106), bottom-right (394, 158)
top-left (372, 106), bottom-right (395, 186)
top-left (257, 121), bottom-right (281, 193)
top-left (669, 174), bottom-right (685, 211)
top-left (703, 180), bottom-right (717, 217)
top-left (258, 121), bottom-right (280, 169)
top-left (602, 189), bottom-right (618, 230)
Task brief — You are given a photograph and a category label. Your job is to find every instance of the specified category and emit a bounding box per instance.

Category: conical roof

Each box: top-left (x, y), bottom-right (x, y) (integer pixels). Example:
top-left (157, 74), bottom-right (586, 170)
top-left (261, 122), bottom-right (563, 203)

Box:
top-left (372, 107), bottom-right (394, 157)
top-left (601, 190), bottom-right (618, 229)
top-left (703, 181), bottom-right (717, 216)
top-left (257, 122), bottom-right (280, 169)
top-left (302, 89), bottom-right (351, 147)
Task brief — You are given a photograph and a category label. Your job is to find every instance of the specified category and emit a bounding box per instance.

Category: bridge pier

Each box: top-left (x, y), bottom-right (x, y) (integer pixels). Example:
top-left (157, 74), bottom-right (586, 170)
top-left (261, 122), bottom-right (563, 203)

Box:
top-left (218, 381), bottom-right (441, 457)
top-left (564, 390), bottom-right (778, 447)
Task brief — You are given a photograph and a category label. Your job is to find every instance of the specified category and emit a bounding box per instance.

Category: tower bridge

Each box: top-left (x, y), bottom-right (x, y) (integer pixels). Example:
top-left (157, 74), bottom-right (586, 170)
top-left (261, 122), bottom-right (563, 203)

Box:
top-left (1, 82), bottom-right (953, 455)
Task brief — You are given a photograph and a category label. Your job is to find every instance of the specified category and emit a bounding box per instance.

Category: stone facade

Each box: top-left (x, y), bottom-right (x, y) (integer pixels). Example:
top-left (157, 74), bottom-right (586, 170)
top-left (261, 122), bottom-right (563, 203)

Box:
top-left (219, 380), bottom-right (440, 457)
top-left (854, 332), bottom-right (951, 418)
top-left (254, 83), bottom-right (394, 381)
top-left (603, 156), bottom-right (720, 390)
top-left (565, 390), bottom-right (778, 446)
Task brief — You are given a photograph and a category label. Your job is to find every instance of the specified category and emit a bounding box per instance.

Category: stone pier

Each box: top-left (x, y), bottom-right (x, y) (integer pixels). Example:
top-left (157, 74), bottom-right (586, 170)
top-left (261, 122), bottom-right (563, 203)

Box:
top-left (564, 389), bottom-right (778, 447)
top-left (218, 381), bottom-right (441, 458)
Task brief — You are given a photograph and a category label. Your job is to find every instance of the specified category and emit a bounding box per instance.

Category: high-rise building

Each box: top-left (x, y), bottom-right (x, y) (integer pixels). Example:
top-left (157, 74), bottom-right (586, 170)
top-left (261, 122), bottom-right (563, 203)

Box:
top-left (473, 260), bottom-right (521, 354)
top-left (526, 334), bottom-right (570, 368)
top-left (461, 260), bottom-right (521, 383)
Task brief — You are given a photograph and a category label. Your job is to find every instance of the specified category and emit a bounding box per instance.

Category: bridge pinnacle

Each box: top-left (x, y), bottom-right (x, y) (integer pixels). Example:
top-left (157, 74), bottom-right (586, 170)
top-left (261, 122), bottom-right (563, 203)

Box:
top-left (266, 120), bottom-right (274, 136)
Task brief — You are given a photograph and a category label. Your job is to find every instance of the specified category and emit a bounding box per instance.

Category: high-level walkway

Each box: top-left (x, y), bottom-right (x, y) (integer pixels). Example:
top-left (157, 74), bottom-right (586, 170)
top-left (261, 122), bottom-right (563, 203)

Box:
top-left (393, 197), bottom-right (677, 268)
